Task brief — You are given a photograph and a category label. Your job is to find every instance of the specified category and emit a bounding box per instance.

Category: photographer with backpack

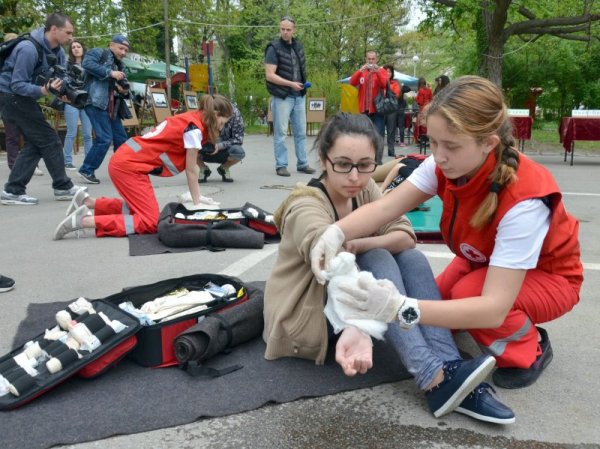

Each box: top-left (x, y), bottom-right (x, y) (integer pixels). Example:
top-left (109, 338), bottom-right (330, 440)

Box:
top-left (0, 13), bottom-right (86, 205)
top-left (77, 34), bottom-right (131, 185)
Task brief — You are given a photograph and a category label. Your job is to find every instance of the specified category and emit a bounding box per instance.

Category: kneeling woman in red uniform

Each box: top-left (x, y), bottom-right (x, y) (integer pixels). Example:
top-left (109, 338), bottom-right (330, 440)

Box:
top-left (310, 76), bottom-right (583, 390)
top-left (54, 94), bottom-right (232, 239)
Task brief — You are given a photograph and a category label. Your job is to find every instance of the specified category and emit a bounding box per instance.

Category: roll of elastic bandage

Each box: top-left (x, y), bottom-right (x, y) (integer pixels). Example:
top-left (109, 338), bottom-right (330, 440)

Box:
top-left (8, 372), bottom-right (36, 397)
top-left (46, 348), bottom-right (79, 374)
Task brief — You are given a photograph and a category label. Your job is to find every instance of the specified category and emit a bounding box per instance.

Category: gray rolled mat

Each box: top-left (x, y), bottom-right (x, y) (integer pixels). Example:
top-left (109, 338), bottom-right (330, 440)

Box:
top-left (174, 284), bottom-right (265, 365)
top-left (1, 281), bottom-right (411, 449)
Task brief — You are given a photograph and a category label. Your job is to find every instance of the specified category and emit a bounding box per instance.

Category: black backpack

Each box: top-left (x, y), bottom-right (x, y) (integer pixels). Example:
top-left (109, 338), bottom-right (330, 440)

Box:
top-left (0, 33), bottom-right (44, 72)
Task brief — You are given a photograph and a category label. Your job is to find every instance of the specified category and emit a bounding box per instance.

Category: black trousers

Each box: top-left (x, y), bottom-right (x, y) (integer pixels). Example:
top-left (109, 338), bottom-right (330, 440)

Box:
top-left (0, 93), bottom-right (72, 194)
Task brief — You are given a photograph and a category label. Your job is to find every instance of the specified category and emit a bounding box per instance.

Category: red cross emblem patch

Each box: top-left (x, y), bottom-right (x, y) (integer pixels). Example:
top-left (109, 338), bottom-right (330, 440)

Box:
top-left (459, 243), bottom-right (487, 263)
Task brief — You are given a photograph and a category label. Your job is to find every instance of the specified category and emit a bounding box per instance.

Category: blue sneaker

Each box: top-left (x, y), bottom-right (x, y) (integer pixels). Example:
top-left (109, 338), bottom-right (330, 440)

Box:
top-left (426, 355), bottom-right (496, 418)
top-left (456, 382), bottom-right (516, 424)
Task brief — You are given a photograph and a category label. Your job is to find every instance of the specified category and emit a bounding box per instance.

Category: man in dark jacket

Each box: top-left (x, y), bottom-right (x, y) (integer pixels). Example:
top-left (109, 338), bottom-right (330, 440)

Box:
top-left (77, 34), bottom-right (130, 185)
top-left (264, 16), bottom-right (315, 177)
top-left (0, 13), bottom-right (86, 205)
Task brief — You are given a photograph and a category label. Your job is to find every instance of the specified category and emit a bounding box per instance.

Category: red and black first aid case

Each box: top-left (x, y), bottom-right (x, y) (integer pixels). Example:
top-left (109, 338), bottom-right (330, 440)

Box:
top-left (0, 300), bottom-right (141, 411)
top-left (102, 273), bottom-right (248, 368)
top-left (0, 274), bottom-right (247, 410)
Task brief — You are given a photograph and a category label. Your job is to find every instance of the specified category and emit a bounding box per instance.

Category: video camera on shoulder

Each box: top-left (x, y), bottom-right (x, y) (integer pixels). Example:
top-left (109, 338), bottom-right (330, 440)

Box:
top-left (38, 54), bottom-right (88, 109)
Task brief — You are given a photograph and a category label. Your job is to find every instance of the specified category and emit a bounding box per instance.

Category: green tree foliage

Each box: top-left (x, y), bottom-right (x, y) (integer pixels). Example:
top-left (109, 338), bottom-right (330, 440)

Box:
top-left (419, 0), bottom-right (600, 86)
top-left (9, 0), bottom-right (597, 125)
top-left (0, 0), bottom-right (40, 37)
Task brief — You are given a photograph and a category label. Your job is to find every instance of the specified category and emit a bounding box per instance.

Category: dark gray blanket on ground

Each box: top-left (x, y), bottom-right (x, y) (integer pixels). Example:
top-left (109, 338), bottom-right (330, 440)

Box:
top-left (1, 283), bottom-right (411, 449)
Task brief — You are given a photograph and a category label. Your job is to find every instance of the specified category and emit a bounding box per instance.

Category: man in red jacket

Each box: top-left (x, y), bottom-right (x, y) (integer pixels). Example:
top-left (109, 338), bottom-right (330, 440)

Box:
top-left (349, 51), bottom-right (388, 144)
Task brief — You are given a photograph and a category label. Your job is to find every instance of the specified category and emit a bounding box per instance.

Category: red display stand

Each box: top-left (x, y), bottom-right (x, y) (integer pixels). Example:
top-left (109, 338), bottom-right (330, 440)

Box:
top-left (559, 117), bottom-right (600, 166)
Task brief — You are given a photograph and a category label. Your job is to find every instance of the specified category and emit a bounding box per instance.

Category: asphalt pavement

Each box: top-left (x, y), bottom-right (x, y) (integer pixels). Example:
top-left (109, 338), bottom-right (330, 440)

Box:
top-left (0, 134), bottom-right (599, 449)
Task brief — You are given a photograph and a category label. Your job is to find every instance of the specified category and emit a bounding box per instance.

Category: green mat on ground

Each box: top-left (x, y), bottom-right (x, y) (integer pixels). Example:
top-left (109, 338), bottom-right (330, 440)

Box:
top-left (406, 196), bottom-right (443, 243)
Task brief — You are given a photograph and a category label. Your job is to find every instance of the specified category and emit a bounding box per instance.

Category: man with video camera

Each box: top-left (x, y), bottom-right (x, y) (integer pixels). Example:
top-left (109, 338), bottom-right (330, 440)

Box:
top-left (0, 12), bottom-right (87, 205)
top-left (78, 34), bottom-right (131, 185)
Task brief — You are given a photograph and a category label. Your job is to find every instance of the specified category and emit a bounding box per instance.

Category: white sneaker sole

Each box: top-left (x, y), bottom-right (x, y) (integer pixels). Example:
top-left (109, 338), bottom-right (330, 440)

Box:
top-left (54, 195), bottom-right (75, 201)
top-left (1, 199), bottom-right (37, 205)
top-left (454, 405), bottom-right (516, 424)
top-left (434, 356), bottom-right (496, 418)
top-left (0, 285), bottom-right (15, 292)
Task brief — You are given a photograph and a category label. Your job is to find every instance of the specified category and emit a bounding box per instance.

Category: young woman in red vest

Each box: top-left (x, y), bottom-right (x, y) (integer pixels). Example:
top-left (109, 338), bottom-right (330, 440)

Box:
top-left (310, 76), bottom-right (583, 390)
top-left (53, 94), bottom-right (233, 239)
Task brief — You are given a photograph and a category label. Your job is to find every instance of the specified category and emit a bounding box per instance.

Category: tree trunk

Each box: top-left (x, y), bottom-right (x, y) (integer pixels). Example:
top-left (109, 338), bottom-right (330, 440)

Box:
top-left (484, 38), bottom-right (504, 87)
top-left (478, 0), bottom-right (511, 87)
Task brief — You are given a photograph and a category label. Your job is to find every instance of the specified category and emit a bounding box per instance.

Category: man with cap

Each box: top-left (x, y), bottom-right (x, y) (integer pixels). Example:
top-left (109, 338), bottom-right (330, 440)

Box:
top-left (78, 34), bottom-right (131, 184)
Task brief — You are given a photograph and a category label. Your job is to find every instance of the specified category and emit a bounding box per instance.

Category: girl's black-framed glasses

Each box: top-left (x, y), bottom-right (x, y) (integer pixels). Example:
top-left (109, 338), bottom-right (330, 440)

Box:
top-left (325, 156), bottom-right (378, 173)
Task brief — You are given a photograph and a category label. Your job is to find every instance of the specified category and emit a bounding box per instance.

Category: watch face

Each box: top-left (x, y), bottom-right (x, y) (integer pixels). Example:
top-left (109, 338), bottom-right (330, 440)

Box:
top-left (401, 306), bottom-right (419, 324)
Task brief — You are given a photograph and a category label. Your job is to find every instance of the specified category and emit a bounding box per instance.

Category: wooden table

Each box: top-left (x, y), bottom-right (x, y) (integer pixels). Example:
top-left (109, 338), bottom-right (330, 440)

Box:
top-left (559, 117), bottom-right (600, 165)
top-left (510, 116), bottom-right (533, 152)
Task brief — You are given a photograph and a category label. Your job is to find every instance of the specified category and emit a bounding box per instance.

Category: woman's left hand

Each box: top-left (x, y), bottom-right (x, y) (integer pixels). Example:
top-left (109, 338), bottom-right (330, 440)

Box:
top-left (335, 326), bottom-right (373, 376)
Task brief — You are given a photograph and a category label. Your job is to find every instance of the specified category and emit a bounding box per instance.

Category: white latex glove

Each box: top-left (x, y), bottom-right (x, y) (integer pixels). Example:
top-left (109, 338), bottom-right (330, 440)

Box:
top-left (310, 224), bottom-right (346, 284)
top-left (337, 272), bottom-right (407, 323)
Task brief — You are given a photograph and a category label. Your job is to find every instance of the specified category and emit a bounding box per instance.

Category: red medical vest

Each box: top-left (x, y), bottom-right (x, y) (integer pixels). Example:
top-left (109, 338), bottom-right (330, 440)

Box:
top-left (435, 152), bottom-right (583, 291)
top-left (112, 111), bottom-right (208, 177)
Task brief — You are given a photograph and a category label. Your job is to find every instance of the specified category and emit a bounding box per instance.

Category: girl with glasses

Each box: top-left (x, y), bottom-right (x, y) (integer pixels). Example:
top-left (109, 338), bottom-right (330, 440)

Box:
top-left (263, 112), bottom-right (514, 424)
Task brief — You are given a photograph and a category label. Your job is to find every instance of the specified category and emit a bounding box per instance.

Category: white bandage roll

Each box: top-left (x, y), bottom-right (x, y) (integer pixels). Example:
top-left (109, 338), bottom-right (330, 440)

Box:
top-left (69, 322), bottom-right (93, 344)
top-left (65, 337), bottom-right (81, 351)
top-left (98, 311), bottom-right (127, 333)
top-left (0, 375), bottom-right (9, 397)
top-left (14, 352), bottom-right (38, 375)
top-left (68, 297), bottom-right (96, 315)
top-left (44, 326), bottom-right (68, 341)
top-left (79, 335), bottom-right (101, 352)
top-left (23, 341), bottom-right (43, 360)
top-left (46, 357), bottom-right (63, 374)
top-left (55, 310), bottom-right (73, 330)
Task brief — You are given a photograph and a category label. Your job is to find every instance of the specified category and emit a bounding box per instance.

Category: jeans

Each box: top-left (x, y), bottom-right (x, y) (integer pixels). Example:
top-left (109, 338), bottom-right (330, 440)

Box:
top-left (385, 111), bottom-right (398, 154)
top-left (271, 95), bottom-right (308, 170)
top-left (356, 248), bottom-right (461, 390)
top-left (0, 93), bottom-right (72, 194)
top-left (365, 113), bottom-right (385, 163)
top-left (63, 104), bottom-right (93, 165)
top-left (397, 109), bottom-right (406, 143)
top-left (201, 144), bottom-right (246, 164)
top-left (226, 144), bottom-right (245, 161)
top-left (80, 105), bottom-right (128, 176)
